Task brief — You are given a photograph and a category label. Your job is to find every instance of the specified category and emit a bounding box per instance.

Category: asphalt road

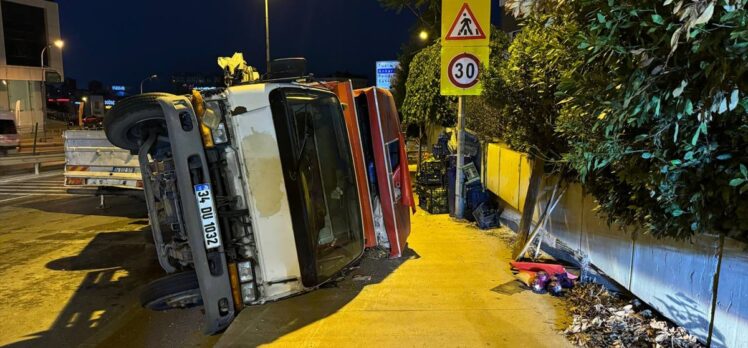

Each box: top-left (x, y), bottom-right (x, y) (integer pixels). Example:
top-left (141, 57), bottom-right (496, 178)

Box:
top-left (0, 172), bottom-right (217, 347)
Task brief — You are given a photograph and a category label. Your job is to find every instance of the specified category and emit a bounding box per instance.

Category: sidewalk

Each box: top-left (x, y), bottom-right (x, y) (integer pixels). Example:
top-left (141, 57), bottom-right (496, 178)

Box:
top-left (218, 210), bottom-right (573, 347)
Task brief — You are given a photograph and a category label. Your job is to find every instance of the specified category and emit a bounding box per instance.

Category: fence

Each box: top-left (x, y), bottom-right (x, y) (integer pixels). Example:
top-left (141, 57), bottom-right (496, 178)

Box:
top-left (483, 143), bottom-right (747, 348)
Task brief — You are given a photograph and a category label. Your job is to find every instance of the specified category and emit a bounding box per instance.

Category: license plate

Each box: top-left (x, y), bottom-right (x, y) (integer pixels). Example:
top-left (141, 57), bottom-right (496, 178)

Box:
top-left (112, 167), bottom-right (136, 173)
top-left (194, 183), bottom-right (222, 250)
top-left (86, 178), bottom-right (134, 186)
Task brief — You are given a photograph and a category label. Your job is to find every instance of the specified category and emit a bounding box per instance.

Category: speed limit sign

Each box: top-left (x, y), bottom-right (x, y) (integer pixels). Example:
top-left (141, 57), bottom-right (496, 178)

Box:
top-left (448, 53), bottom-right (480, 88)
top-left (440, 46), bottom-right (489, 95)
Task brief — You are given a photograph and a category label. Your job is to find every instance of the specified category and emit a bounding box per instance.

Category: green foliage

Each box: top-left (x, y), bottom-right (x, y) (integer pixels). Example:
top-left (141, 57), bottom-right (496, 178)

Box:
top-left (480, 13), bottom-right (580, 169)
top-left (401, 41), bottom-right (457, 126)
top-left (465, 29), bottom-right (511, 140)
top-left (556, 0), bottom-right (748, 241)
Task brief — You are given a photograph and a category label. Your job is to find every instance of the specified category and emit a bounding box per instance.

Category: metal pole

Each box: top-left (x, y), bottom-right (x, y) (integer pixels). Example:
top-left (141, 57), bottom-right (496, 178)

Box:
top-left (455, 96), bottom-right (465, 218)
top-left (32, 122), bottom-right (38, 156)
top-left (265, 0), bottom-right (271, 73)
top-left (40, 46), bottom-right (48, 137)
top-left (140, 79), bottom-right (146, 94)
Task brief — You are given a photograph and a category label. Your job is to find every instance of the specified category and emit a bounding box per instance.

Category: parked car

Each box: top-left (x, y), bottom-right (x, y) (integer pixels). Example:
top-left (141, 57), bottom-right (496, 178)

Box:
top-left (0, 112), bottom-right (20, 156)
top-left (82, 116), bottom-right (103, 129)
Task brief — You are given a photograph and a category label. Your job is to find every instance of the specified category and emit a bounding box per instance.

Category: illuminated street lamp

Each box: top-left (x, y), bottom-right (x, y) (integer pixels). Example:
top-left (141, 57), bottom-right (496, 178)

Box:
top-left (41, 40), bottom-right (65, 67)
top-left (40, 39), bottom-right (64, 131)
top-left (419, 30), bottom-right (429, 41)
top-left (140, 74), bottom-right (158, 94)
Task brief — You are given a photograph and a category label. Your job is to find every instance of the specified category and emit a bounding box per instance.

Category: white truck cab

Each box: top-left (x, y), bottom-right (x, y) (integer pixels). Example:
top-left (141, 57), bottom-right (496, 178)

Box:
top-left (105, 82), bottom-right (364, 333)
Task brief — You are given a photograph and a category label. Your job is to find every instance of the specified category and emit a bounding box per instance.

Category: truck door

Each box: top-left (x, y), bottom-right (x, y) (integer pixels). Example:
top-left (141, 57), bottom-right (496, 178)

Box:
top-left (354, 87), bottom-right (413, 258)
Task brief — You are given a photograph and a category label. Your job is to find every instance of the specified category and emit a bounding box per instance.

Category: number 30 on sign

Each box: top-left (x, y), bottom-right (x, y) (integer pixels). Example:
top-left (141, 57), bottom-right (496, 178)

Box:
top-left (440, 46), bottom-right (489, 96)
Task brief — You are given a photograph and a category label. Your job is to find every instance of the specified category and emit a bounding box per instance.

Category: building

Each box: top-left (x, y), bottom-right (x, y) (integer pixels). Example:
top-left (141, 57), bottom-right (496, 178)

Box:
top-left (0, 0), bottom-right (63, 132)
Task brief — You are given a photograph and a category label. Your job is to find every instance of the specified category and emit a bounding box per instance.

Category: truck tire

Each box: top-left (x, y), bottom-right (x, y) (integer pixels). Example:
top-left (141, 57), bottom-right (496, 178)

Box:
top-left (104, 93), bottom-right (174, 151)
top-left (140, 271), bottom-right (203, 311)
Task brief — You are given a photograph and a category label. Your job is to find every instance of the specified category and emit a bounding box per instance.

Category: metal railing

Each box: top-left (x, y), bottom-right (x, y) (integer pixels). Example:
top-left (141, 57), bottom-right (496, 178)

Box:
top-left (0, 153), bottom-right (65, 175)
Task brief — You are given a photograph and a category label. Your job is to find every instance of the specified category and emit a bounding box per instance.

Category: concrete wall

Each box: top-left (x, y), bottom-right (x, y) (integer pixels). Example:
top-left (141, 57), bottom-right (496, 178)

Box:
top-left (0, 0), bottom-right (64, 78)
top-left (0, 0), bottom-right (64, 131)
top-left (484, 143), bottom-right (748, 348)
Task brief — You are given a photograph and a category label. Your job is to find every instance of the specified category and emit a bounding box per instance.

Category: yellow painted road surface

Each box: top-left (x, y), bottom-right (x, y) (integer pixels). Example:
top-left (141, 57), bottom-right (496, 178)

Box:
top-left (219, 210), bottom-right (573, 347)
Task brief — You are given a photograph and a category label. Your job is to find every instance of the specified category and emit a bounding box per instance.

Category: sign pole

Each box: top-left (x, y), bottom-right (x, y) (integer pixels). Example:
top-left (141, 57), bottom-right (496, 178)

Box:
top-left (455, 96), bottom-right (465, 218)
top-left (441, 0), bottom-right (490, 219)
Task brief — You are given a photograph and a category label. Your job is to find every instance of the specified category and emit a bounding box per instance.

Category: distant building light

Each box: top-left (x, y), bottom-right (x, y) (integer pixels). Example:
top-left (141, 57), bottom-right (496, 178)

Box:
top-left (111, 85), bottom-right (126, 91)
top-left (104, 99), bottom-right (116, 106)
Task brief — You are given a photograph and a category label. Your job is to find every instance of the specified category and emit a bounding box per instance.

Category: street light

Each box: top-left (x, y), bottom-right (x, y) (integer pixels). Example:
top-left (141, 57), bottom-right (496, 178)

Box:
top-left (40, 39), bottom-right (64, 132)
top-left (40, 40), bottom-right (65, 67)
top-left (419, 30), bottom-right (429, 41)
top-left (140, 74), bottom-right (158, 94)
top-left (265, 0), bottom-right (271, 73)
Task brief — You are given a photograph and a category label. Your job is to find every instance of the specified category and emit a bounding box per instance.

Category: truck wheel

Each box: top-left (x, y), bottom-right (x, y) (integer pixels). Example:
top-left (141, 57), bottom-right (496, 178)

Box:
top-left (104, 93), bottom-right (174, 151)
top-left (140, 271), bottom-right (203, 311)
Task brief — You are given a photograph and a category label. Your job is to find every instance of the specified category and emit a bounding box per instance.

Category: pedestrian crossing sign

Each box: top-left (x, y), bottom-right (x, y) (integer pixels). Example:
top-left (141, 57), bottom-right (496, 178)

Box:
top-left (441, 0), bottom-right (490, 47)
top-left (445, 3), bottom-right (486, 41)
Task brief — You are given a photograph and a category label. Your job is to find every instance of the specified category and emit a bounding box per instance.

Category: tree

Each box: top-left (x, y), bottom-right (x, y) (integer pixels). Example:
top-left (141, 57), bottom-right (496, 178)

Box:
top-left (464, 28), bottom-right (511, 141)
top-left (401, 41), bottom-right (457, 126)
top-left (481, 14), bottom-right (580, 168)
top-left (557, 0), bottom-right (748, 241)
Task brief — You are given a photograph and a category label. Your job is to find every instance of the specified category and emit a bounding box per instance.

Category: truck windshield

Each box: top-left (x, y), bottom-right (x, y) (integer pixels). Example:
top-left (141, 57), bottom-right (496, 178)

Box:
top-left (270, 88), bottom-right (364, 286)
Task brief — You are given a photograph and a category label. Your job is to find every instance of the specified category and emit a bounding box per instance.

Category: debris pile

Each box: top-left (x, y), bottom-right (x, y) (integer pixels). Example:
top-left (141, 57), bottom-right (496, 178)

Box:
top-left (511, 261), bottom-right (578, 296)
top-left (564, 283), bottom-right (704, 348)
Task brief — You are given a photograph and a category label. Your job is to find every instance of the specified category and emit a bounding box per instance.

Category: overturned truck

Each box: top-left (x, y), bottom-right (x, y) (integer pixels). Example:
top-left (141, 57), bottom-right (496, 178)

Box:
top-left (104, 74), bottom-right (413, 333)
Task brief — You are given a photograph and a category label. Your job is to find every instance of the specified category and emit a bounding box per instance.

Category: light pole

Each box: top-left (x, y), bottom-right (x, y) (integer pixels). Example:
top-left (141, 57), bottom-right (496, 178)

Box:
top-left (265, 0), bottom-right (271, 74)
top-left (140, 74), bottom-right (158, 94)
top-left (40, 40), bottom-right (64, 132)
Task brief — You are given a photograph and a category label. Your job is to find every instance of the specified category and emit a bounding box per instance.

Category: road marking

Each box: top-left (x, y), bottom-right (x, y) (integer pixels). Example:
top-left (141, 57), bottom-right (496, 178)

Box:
top-left (0, 173), bottom-right (91, 205)
top-left (0, 190), bottom-right (70, 194)
top-left (0, 170), bottom-right (63, 184)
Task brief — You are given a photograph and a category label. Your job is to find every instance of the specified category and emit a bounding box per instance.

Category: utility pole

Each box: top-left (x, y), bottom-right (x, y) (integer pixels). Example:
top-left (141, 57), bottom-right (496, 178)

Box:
top-left (265, 0), bottom-right (271, 74)
top-left (455, 97), bottom-right (465, 218)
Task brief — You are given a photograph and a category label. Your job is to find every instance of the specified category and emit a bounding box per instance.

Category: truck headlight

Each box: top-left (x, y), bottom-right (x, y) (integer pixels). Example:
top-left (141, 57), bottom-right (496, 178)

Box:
top-left (240, 283), bottom-right (256, 304)
top-left (212, 122), bottom-right (228, 144)
top-left (237, 261), bottom-right (254, 283)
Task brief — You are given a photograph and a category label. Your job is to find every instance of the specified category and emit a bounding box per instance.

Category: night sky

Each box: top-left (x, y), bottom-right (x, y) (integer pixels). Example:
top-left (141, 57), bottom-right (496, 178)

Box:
top-left (57, 0), bottom-right (419, 90)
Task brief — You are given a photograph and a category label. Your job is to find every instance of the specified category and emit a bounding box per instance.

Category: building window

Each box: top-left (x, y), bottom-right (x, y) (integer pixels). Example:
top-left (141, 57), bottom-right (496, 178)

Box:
top-left (2, 1), bottom-right (48, 67)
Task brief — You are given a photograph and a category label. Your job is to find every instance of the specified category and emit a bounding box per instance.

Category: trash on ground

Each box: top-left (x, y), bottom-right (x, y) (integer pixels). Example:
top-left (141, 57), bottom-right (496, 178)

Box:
top-left (514, 270), bottom-right (534, 287)
top-left (352, 275), bottom-right (372, 282)
top-left (510, 261), bottom-right (578, 280)
top-left (511, 261), bottom-right (577, 296)
top-left (564, 283), bottom-right (704, 348)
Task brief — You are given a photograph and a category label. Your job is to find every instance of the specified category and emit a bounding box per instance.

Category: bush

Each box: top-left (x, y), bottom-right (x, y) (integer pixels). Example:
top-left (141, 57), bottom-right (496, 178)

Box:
top-left (401, 41), bottom-right (457, 126)
top-left (480, 13), bottom-right (580, 172)
top-left (557, 0), bottom-right (748, 241)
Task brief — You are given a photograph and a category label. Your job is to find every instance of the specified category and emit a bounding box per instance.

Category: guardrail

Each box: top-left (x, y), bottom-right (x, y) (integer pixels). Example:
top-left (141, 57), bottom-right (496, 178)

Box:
top-left (0, 153), bottom-right (65, 175)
